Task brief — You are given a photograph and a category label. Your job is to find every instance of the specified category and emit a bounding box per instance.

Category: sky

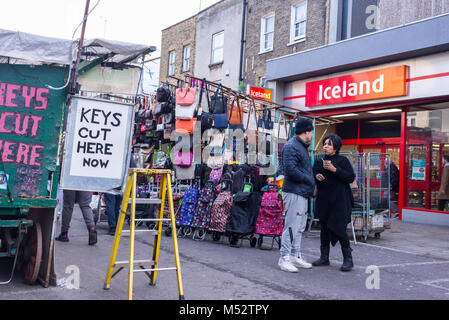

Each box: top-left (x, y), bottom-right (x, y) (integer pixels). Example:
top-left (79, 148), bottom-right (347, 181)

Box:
top-left (0, 0), bottom-right (222, 58)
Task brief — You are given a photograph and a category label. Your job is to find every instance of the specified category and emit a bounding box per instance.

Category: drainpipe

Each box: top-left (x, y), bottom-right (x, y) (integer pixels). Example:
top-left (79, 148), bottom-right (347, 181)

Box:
top-left (238, 0), bottom-right (248, 85)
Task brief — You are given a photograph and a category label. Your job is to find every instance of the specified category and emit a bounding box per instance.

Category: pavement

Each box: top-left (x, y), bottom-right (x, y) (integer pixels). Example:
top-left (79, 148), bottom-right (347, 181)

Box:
top-left (0, 206), bottom-right (448, 300)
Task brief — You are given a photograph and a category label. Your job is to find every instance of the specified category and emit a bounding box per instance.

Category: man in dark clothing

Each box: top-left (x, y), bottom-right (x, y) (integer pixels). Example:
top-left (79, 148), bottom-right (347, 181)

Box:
top-left (278, 118), bottom-right (315, 273)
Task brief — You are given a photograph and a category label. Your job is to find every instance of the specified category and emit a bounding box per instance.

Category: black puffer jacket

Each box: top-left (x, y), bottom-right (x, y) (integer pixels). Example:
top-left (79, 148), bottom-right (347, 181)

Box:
top-left (281, 136), bottom-right (315, 198)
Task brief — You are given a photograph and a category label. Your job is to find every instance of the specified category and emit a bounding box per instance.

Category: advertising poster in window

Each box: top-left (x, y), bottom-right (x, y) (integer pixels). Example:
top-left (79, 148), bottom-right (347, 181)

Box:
top-left (411, 159), bottom-right (426, 181)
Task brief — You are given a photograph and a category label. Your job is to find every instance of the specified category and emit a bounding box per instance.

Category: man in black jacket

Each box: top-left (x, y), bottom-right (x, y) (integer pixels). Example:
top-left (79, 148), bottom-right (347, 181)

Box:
top-left (278, 118), bottom-right (315, 272)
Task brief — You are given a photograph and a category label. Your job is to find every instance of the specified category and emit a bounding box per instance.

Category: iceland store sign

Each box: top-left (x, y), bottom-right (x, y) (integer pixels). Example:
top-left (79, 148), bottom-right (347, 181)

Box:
top-left (305, 65), bottom-right (408, 107)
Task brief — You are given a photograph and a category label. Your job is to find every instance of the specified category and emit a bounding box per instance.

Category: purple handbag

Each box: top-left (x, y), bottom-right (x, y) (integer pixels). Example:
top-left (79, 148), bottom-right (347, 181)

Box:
top-left (174, 150), bottom-right (193, 167)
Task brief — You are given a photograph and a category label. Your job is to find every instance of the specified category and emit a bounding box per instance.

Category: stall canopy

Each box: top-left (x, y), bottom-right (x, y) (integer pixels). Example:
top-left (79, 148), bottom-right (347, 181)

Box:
top-left (77, 38), bottom-right (156, 95)
top-left (0, 28), bottom-right (73, 65)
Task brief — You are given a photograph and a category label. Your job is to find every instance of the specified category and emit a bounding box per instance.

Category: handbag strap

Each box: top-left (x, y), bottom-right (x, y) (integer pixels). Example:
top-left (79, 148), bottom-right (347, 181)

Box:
top-left (228, 97), bottom-right (236, 120)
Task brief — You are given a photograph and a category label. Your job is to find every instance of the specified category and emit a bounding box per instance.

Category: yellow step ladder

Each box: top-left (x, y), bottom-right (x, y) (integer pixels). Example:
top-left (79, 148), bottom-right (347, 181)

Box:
top-left (104, 168), bottom-right (184, 300)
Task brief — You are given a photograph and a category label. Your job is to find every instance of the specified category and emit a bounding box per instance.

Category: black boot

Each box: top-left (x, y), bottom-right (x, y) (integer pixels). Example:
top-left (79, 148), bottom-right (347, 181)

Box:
top-left (312, 246), bottom-right (330, 266)
top-left (340, 246), bottom-right (353, 271)
top-left (88, 228), bottom-right (97, 245)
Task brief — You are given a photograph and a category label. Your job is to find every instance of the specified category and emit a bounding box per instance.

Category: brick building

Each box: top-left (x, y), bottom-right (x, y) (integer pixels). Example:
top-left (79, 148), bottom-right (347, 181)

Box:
top-left (159, 15), bottom-right (197, 85)
top-left (243, 0), bottom-right (329, 89)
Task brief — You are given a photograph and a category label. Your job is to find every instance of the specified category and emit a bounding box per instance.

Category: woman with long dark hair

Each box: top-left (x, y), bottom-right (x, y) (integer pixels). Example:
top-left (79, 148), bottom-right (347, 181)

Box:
top-left (312, 134), bottom-right (356, 271)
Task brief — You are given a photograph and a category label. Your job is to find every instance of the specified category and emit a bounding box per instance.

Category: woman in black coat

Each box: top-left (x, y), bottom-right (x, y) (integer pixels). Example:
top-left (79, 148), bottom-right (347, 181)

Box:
top-left (312, 134), bottom-right (356, 271)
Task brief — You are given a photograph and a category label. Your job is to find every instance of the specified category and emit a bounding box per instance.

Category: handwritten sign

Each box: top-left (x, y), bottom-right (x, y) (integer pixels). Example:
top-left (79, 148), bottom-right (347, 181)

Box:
top-left (0, 82), bottom-right (49, 196)
top-left (61, 96), bottom-right (134, 193)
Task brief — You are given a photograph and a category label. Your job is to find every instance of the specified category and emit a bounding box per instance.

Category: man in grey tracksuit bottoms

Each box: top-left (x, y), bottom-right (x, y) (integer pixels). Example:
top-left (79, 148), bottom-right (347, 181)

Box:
top-left (278, 118), bottom-right (315, 272)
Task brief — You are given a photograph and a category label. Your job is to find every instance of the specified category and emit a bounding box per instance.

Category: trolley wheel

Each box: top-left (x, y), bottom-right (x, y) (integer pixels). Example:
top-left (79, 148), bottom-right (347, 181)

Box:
top-left (250, 235), bottom-right (257, 248)
top-left (23, 221), bottom-right (43, 285)
top-left (146, 222), bottom-right (156, 230)
top-left (257, 236), bottom-right (263, 249)
top-left (165, 227), bottom-right (172, 237)
top-left (374, 232), bottom-right (381, 239)
top-left (212, 232), bottom-right (221, 242)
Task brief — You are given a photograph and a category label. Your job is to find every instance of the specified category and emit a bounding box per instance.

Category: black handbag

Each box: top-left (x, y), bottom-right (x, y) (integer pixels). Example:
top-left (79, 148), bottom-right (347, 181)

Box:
top-left (258, 108), bottom-right (274, 130)
top-left (198, 83), bottom-right (213, 132)
top-left (211, 83), bottom-right (227, 114)
top-left (145, 119), bottom-right (156, 131)
top-left (154, 102), bottom-right (171, 116)
top-left (156, 82), bottom-right (171, 103)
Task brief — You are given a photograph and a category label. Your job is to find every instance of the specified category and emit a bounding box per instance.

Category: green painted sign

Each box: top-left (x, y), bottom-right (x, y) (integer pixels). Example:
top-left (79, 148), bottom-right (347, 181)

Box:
top-left (0, 64), bottom-right (67, 208)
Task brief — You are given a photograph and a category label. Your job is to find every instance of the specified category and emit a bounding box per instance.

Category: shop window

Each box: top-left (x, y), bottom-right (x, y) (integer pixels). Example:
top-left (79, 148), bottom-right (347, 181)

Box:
top-left (406, 108), bottom-right (449, 211)
top-left (360, 117), bottom-right (400, 139)
top-left (336, 119), bottom-right (358, 139)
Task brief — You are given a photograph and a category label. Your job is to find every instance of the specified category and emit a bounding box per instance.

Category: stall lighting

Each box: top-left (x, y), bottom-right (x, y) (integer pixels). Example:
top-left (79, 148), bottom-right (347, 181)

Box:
top-left (367, 108), bottom-right (402, 114)
top-left (330, 113), bottom-right (359, 118)
top-left (366, 119), bottom-right (399, 124)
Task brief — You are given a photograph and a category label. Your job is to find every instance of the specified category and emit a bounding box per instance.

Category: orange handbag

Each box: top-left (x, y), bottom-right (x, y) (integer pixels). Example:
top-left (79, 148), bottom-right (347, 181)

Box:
top-left (175, 118), bottom-right (197, 135)
top-left (227, 98), bottom-right (244, 125)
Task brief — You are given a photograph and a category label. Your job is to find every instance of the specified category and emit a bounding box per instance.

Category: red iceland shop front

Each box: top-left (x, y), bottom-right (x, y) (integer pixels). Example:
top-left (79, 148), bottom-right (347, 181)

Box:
top-left (283, 52), bottom-right (449, 226)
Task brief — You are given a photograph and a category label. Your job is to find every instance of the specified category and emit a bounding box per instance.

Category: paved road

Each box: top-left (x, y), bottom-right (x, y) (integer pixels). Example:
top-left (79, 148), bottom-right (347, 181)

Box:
top-left (1, 207), bottom-right (448, 300)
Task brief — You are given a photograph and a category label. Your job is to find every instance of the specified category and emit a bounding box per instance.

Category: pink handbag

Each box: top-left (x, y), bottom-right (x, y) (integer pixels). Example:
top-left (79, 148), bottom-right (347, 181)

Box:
top-left (176, 87), bottom-right (197, 106)
top-left (174, 150), bottom-right (193, 167)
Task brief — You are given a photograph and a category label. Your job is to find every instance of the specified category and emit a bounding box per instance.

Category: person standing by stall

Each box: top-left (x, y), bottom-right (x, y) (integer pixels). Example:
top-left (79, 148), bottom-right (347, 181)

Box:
top-left (312, 134), bottom-right (356, 272)
top-left (278, 118), bottom-right (315, 273)
top-left (55, 190), bottom-right (97, 245)
top-left (437, 155), bottom-right (449, 211)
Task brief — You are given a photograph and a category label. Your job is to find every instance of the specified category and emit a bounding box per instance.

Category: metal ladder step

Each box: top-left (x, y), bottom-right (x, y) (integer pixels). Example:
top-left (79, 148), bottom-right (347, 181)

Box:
top-left (135, 218), bottom-right (171, 222)
top-left (121, 229), bottom-right (158, 235)
top-left (114, 259), bottom-right (154, 268)
top-left (128, 198), bottom-right (162, 205)
top-left (133, 267), bottom-right (177, 273)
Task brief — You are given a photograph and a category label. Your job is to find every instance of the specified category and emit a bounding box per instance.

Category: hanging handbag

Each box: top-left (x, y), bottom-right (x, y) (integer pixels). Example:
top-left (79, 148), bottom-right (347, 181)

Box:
top-left (258, 108), bottom-right (274, 131)
top-left (176, 134), bottom-right (194, 149)
top-left (174, 149), bottom-right (194, 167)
top-left (175, 164), bottom-right (196, 181)
top-left (208, 129), bottom-right (226, 148)
top-left (153, 103), bottom-right (163, 116)
top-left (175, 118), bottom-right (197, 135)
top-left (198, 81), bottom-right (214, 132)
top-left (211, 84), bottom-right (227, 114)
top-left (246, 101), bottom-right (259, 146)
top-left (227, 97), bottom-right (244, 125)
top-left (176, 87), bottom-right (197, 106)
top-left (207, 144), bottom-right (226, 169)
top-left (176, 101), bottom-right (197, 119)
top-left (197, 79), bottom-right (210, 113)
top-left (157, 82), bottom-right (171, 103)
top-left (145, 119), bottom-right (156, 131)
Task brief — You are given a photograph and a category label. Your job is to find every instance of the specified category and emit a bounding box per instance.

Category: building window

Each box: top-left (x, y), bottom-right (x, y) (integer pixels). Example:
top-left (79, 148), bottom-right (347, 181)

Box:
top-left (211, 31), bottom-right (224, 64)
top-left (290, 1), bottom-right (307, 43)
top-left (168, 50), bottom-right (176, 76)
top-left (260, 13), bottom-right (275, 53)
top-left (182, 45), bottom-right (190, 72)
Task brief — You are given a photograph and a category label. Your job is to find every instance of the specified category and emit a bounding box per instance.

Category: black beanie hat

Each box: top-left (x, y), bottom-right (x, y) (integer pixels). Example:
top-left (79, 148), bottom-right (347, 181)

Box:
top-left (295, 118), bottom-right (314, 135)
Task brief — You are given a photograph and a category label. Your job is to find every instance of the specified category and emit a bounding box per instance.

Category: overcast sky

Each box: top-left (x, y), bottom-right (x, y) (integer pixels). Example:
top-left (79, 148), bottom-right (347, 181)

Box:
top-left (1, 0), bottom-right (221, 58)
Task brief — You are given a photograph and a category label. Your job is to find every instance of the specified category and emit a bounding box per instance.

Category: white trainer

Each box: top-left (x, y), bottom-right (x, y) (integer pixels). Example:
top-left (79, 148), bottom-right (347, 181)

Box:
top-left (278, 257), bottom-right (299, 273)
top-left (290, 256), bottom-right (312, 269)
